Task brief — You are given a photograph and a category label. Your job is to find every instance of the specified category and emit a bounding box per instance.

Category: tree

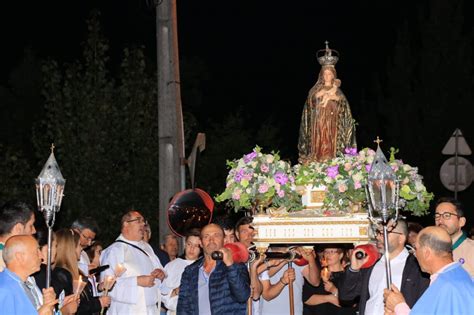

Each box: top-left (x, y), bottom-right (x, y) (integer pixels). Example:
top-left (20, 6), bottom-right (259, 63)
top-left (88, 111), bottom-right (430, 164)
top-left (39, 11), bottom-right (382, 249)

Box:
top-left (33, 11), bottom-right (159, 243)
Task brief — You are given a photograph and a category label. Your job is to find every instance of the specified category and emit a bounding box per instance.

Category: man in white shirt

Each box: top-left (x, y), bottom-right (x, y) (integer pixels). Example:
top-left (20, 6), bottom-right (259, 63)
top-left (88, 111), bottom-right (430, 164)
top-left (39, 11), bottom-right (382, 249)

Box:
top-left (101, 210), bottom-right (166, 314)
top-left (338, 220), bottom-right (429, 315)
top-left (162, 229), bottom-right (201, 315)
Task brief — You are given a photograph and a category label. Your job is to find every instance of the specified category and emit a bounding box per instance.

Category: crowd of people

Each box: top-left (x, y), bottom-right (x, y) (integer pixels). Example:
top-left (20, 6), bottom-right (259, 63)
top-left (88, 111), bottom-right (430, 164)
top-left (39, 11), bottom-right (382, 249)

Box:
top-left (0, 196), bottom-right (473, 315)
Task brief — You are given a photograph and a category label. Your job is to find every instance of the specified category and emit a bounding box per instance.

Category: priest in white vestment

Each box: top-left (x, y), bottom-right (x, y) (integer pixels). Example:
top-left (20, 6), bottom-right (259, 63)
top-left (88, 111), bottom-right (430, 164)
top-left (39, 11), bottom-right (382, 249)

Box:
top-left (101, 210), bottom-right (166, 315)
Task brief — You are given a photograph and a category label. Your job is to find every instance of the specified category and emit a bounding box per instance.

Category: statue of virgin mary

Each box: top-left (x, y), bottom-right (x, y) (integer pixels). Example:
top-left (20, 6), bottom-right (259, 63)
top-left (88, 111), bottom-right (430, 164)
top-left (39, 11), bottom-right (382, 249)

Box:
top-left (298, 42), bottom-right (357, 163)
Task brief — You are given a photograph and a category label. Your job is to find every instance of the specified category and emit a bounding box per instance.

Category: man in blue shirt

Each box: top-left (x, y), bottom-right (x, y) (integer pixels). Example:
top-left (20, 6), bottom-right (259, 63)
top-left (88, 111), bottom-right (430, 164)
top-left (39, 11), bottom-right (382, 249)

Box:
top-left (384, 226), bottom-right (474, 315)
top-left (0, 235), bottom-right (56, 315)
top-left (177, 223), bottom-right (250, 314)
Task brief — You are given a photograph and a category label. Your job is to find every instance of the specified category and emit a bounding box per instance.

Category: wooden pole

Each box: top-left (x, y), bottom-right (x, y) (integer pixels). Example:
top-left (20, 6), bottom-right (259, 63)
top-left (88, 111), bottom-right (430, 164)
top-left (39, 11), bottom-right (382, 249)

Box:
top-left (288, 261), bottom-right (294, 315)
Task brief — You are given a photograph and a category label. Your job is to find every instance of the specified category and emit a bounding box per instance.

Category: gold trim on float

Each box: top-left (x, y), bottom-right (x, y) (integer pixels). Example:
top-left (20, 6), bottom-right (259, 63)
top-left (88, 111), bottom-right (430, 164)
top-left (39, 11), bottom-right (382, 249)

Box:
top-left (253, 221), bottom-right (369, 226)
top-left (254, 237), bottom-right (370, 243)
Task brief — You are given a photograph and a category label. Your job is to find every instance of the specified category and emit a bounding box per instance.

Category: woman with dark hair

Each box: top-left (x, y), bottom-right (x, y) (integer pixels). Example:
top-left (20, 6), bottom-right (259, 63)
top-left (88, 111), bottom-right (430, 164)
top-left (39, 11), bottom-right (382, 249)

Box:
top-left (303, 246), bottom-right (356, 315)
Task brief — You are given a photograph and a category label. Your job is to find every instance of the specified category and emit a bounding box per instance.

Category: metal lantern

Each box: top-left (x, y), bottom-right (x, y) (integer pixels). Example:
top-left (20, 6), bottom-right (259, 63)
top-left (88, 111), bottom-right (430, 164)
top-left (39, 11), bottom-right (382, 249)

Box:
top-left (35, 144), bottom-right (65, 287)
top-left (365, 138), bottom-right (400, 289)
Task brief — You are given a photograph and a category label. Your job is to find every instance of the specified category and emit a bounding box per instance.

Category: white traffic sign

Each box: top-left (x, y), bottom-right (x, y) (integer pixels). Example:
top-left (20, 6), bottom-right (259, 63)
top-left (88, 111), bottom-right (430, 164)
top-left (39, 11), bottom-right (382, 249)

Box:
top-left (442, 129), bottom-right (472, 155)
top-left (439, 157), bottom-right (473, 192)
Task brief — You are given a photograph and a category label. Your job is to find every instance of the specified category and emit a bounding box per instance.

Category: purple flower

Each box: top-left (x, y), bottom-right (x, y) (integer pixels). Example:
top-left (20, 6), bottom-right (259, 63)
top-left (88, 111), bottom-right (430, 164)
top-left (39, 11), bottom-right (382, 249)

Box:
top-left (365, 164), bottom-right (372, 173)
top-left (327, 166), bottom-right (339, 179)
top-left (234, 169), bottom-right (245, 182)
top-left (344, 147), bottom-right (358, 156)
top-left (244, 151), bottom-right (258, 163)
top-left (274, 172), bottom-right (288, 185)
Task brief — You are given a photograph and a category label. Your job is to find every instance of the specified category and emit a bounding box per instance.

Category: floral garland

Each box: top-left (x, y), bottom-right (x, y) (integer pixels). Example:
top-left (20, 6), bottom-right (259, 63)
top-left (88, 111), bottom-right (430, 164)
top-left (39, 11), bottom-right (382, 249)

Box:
top-left (293, 147), bottom-right (434, 216)
top-left (215, 146), bottom-right (301, 211)
top-left (217, 146), bottom-right (433, 216)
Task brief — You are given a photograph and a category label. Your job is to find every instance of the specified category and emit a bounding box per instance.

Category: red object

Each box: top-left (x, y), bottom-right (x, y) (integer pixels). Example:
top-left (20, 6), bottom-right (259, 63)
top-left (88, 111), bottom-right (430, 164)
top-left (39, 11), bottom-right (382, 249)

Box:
top-left (223, 242), bottom-right (250, 263)
top-left (293, 257), bottom-right (309, 266)
top-left (354, 243), bottom-right (380, 268)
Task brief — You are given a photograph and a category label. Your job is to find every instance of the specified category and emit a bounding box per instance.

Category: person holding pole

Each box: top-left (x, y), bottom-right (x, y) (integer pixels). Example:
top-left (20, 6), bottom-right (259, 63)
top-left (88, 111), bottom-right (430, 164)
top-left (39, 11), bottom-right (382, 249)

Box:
top-left (383, 226), bottom-right (474, 314)
top-left (338, 220), bottom-right (429, 315)
top-left (260, 246), bottom-right (319, 315)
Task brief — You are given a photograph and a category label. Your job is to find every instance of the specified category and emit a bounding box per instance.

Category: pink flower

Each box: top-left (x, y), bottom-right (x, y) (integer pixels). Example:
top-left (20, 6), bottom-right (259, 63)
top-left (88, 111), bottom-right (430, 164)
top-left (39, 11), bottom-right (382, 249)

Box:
top-left (260, 164), bottom-right (269, 173)
top-left (344, 163), bottom-right (352, 171)
top-left (354, 181), bottom-right (362, 189)
top-left (278, 190), bottom-right (285, 198)
top-left (258, 183), bottom-right (269, 193)
top-left (232, 191), bottom-right (241, 200)
top-left (338, 183), bottom-right (348, 192)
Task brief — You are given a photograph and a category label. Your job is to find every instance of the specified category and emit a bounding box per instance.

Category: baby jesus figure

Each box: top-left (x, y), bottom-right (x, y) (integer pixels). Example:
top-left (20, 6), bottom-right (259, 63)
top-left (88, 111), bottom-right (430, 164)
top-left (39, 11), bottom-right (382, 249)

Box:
top-left (320, 79), bottom-right (341, 108)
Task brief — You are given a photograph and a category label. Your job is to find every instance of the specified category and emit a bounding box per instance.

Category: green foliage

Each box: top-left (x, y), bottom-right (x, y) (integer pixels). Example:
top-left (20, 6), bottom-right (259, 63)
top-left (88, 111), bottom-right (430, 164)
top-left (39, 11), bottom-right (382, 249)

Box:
top-left (0, 144), bottom-right (35, 203)
top-left (32, 11), bottom-right (159, 244)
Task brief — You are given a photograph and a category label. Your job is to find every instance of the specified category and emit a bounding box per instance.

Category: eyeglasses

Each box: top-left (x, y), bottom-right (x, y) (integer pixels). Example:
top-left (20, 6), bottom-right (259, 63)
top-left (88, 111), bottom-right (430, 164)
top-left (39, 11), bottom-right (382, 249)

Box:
top-left (80, 232), bottom-right (95, 243)
top-left (434, 212), bottom-right (460, 220)
top-left (375, 229), bottom-right (403, 236)
top-left (127, 217), bottom-right (146, 224)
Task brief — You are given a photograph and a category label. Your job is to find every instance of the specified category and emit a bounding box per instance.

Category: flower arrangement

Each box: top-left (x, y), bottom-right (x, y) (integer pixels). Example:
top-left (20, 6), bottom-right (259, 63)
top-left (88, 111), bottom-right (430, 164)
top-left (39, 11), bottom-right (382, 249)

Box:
top-left (215, 146), bottom-right (301, 212)
top-left (293, 147), bottom-right (434, 216)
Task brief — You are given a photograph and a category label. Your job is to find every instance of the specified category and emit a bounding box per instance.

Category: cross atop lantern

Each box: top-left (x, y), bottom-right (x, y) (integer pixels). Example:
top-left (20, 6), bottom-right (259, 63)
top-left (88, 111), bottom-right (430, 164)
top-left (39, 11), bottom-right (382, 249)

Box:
top-left (366, 137), bottom-right (400, 225)
top-left (35, 144), bottom-right (65, 287)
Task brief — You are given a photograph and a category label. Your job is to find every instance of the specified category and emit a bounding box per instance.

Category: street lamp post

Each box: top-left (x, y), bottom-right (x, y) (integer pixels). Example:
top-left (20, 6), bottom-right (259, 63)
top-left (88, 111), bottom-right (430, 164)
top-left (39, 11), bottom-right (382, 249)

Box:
top-left (35, 144), bottom-right (65, 288)
top-left (365, 137), bottom-right (400, 289)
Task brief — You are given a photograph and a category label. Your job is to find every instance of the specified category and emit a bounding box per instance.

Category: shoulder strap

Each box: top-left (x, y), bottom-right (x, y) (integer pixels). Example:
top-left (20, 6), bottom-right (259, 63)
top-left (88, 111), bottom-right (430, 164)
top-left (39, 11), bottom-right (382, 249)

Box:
top-left (114, 240), bottom-right (150, 258)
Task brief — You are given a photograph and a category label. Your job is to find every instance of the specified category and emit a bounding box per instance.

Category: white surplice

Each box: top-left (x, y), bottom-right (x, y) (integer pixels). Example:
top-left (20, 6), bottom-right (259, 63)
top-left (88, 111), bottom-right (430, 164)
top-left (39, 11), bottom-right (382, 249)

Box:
top-left (101, 234), bottom-right (165, 315)
top-left (161, 258), bottom-right (194, 315)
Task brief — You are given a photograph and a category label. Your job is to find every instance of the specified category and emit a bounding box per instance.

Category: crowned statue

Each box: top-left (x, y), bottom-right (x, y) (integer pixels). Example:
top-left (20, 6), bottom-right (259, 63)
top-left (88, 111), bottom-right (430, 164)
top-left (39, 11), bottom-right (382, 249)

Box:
top-left (298, 42), bottom-right (357, 163)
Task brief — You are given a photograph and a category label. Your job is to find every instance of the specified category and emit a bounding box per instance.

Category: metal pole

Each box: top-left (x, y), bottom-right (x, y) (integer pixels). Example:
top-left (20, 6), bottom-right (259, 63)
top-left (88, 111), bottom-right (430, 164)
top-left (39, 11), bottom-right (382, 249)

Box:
top-left (382, 223), bottom-right (392, 289)
top-left (247, 262), bottom-right (252, 315)
top-left (288, 261), bottom-right (294, 315)
top-left (454, 131), bottom-right (459, 200)
top-left (46, 226), bottom-right (52, 288)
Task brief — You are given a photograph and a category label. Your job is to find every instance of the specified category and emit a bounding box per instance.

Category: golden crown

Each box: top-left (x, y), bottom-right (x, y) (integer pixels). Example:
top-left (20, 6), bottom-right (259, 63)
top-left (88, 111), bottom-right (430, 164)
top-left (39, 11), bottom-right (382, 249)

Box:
top-left (317, 41), bottom-right (339, 66)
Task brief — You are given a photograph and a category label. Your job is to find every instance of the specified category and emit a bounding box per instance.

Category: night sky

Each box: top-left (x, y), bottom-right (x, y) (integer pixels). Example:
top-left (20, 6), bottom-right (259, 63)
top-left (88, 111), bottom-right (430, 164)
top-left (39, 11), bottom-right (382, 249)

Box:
top-left (1, 1), bottom-right (474, 228)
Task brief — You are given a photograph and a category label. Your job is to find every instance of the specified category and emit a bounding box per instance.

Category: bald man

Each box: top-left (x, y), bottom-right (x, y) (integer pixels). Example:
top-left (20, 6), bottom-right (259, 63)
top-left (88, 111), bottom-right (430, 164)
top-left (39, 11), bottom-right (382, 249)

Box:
top-left (384, 226), bottom-right (474, 315)
top-left (0, 201), bottom-right (36, 271)
top-left (0, 235), bottom-right (56, 315)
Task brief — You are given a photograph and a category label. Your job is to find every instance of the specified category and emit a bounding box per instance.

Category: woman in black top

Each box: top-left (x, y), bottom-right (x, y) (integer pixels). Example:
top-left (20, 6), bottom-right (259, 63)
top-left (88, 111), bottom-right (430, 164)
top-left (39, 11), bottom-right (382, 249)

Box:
top-left (303, 247), bottom-right (356, 315)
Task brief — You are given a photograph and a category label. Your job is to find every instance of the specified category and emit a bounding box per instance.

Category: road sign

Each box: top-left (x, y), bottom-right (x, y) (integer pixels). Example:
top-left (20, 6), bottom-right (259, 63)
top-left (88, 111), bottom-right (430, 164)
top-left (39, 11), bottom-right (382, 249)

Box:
top-left (442, 129), bottom-right (472, 155)
top-left (440, 157), bottom-right (473, 192)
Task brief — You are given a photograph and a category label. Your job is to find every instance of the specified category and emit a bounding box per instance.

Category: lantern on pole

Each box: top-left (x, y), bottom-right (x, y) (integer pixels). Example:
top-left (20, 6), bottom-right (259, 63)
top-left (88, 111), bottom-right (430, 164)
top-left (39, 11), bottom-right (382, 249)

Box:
top-left (365, 137), bottom-right (400, 289)
top-left (35, 144), bottom-right (65, 288)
